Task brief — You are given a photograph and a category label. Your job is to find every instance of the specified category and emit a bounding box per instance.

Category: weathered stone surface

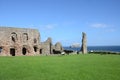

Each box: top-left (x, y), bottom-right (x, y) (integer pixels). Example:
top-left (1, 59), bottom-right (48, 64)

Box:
top-left (40, 41), bottom-right (64, 55)
top-left (0, 27), bottom-right (65, 56)
top-left (0, 27), bottom-right (40, 56)
top-left (80, 32), bottom-right (87, 54)
top-left (54, 42), bottom-right (63, 51)
top-left (40, 37), bottom-right (53, 55)
top-left (52, 42), bottom-right (64, 54)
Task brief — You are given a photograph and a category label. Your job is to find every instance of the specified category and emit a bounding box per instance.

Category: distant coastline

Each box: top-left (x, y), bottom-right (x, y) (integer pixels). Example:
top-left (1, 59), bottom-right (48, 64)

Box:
top-left (63, 46), bottom-right (120, 52)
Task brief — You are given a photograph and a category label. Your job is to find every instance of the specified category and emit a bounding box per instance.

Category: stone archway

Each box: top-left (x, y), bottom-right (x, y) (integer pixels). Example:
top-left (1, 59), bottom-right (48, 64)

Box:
top-left (0, 47), bottom-right (2, 53)
top-left (10, 48), bottom-right (15, 56)
top-left (33, 46), bottom-right (37, 52)
top-left (40, 49), bottom-right (42, 54)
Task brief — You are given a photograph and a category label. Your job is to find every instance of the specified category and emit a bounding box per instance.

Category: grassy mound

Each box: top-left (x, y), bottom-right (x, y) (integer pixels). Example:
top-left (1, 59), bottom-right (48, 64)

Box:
top-left (0, 54), bottom-right (120, 80)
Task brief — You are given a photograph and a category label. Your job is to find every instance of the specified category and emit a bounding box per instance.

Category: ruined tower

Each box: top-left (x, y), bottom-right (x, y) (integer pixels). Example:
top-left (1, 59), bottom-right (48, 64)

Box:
top-left (80, 32), bottom-right (87, 54)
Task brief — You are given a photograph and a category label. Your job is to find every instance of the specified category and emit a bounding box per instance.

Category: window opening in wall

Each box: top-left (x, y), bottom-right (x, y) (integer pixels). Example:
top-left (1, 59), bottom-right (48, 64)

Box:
top-left (10, 48), bottom-right (15, 56)
top-left (22, 47), bottom-right (27, 55)
top-left (23, 33), bottom-right (28, 42)
top-left (34, 38), bottom-right (37, 43)
top-left (11, 32), bottom-right (17, 42)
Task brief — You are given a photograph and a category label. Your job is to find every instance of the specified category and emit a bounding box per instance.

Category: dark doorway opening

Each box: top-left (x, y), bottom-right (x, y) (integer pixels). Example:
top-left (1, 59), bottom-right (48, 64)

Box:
top-left (22, 48), bottom-right (27, 55)
top-left (34, 46), bottom-right (37, 52)
top-left (0, 47), bottom-right (2, 53)
top-left (10, 48), bottom-right (15, 56)
top-left (40, 49), bottom-right (42, 54)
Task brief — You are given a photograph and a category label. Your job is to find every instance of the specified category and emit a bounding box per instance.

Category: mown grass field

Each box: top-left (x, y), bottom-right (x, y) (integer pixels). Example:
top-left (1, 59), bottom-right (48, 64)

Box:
top-left (0, 54), bottom-right (120, 80)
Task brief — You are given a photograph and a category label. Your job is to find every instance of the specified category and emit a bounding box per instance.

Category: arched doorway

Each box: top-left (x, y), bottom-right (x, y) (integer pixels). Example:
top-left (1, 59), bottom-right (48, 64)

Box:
top-left (10, 48), bottom-right (15, 56)
top-left (22, 47), bottom-right (27, 55)
top-left (34, 46), bottom-right (37, 52)
top-left (40, 49), bottom-right (42, 54)
top-left (0, 47), bottom-right (2, 53)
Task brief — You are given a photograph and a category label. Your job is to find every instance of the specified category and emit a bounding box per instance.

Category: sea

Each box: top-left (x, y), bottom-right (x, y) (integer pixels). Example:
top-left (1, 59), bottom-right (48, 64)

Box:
top-left (63, 46), bottom-right (120, 52)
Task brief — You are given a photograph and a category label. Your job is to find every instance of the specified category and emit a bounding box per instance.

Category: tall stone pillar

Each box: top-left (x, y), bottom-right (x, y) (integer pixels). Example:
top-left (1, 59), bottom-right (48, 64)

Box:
top-left (81, 32), bottom-right (87, 54)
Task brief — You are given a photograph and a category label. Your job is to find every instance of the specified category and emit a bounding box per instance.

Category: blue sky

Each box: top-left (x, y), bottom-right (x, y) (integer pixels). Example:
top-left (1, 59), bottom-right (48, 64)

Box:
top-left (0, 0), bottom-right (120, 46)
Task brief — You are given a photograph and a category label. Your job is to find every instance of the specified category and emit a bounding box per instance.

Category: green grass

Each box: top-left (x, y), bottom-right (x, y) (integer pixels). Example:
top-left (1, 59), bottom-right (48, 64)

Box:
top-left (0, 54), bottom-right (120, 80)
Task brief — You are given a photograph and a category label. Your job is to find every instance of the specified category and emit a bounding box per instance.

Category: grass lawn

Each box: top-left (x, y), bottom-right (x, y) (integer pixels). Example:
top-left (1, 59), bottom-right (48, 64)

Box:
top-left (0, 54), bottom-right (120, 80)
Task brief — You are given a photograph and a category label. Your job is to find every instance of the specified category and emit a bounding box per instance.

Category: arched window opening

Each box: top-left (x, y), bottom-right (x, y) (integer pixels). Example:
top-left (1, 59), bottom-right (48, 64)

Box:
top-left (34, 38), bottom-right (37, 43)
top-left (23, 33), bottom-right (28, 42)
top-left (11, 32), bottom-right (17, 42)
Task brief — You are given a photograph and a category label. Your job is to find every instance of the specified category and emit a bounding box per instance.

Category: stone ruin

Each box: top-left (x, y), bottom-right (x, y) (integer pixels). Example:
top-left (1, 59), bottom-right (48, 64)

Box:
top-left (0, 27), bottom-right (63, 56)
top-left (54, 42), bottom-right (64, 51)
top-left (53, 42), bottom-right (64, 54)
top-left (0, 27), bottom-right (87, 56)
top-left (80, 32), bottom-right (87, 54)
top-left (41, 38), bottom-right (64, 55)
top-left (41, 37), bottom-right (53, 55)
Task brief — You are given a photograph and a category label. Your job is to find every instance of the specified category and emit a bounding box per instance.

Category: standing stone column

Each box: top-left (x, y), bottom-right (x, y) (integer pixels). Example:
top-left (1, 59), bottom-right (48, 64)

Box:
top-left (80, 32), bottom-right (87, 54)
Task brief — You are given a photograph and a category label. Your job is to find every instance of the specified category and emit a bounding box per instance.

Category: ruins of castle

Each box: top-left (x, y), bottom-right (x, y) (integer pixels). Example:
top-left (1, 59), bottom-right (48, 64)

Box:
top-left (0, 27), bottom-right (63, 56)
top-left (0, 27), bottom-right (87, 56)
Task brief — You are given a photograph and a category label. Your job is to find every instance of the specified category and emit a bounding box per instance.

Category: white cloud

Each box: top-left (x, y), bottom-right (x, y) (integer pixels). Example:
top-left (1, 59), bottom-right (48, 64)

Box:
top-left (90, 23), bottom-right (108, 28)
top-left (38, 24), bottom-right (57, 31)
top-left (105, 28), bottom-right (116, 32)
top-left (90, 23), bottom-right (116, 33)
top-left (40, 24), bottom-right (57, 30)
top-left (45, 24), bottom-right (56, 29)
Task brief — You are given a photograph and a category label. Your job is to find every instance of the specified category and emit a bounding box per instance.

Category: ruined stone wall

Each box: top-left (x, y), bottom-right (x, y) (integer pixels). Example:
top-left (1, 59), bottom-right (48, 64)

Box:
top-left (40, 38), bottom-right (64, 55)
top-left (0, 27), bottom-right (40, 56)
top-left (54, 42), bottom-right (63, 51)
top-left (0, 27), bottom-right (65, 56)
top-left (52, 42), bottom-right (64, 54)
top-left (40, 37), bottom-right (53, 55)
